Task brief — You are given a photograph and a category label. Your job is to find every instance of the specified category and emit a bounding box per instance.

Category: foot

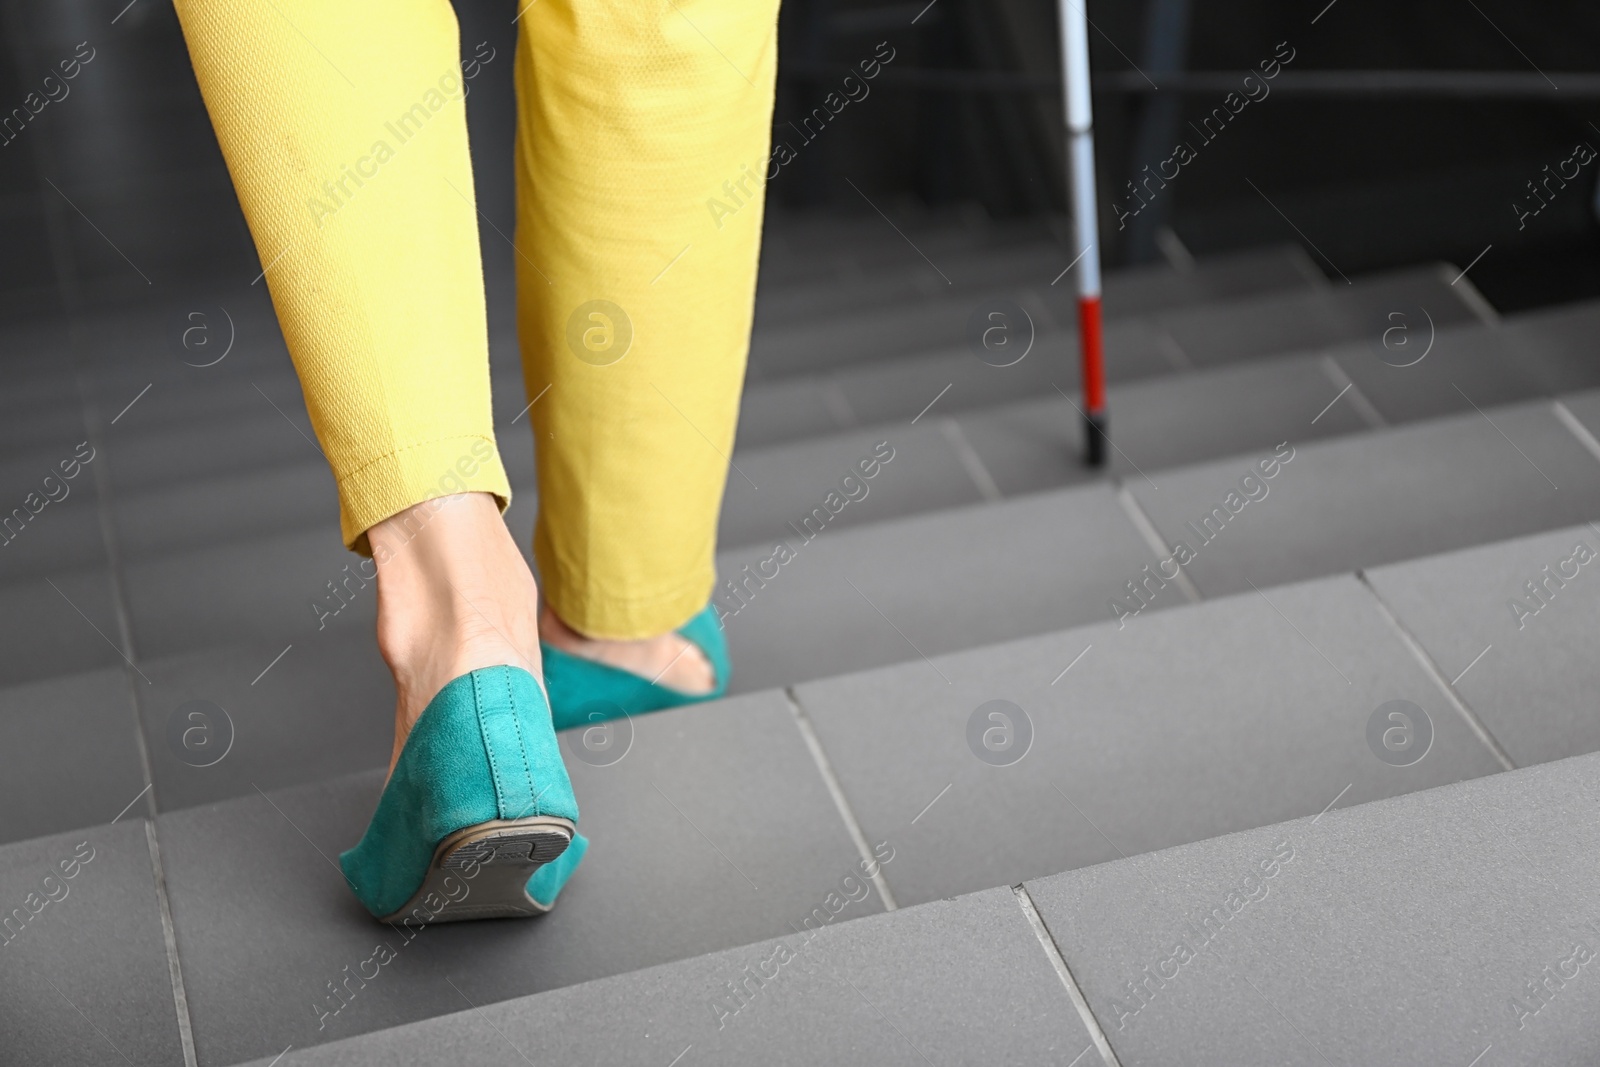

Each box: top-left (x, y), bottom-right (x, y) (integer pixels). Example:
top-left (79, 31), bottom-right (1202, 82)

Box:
top-left (371, 493), bottom-right (543, 773)
top-left (538, 603), bottom-right (716, 696)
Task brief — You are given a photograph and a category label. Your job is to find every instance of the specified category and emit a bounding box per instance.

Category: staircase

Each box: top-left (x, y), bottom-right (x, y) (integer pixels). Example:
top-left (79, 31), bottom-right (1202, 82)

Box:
top-left (5, 207), bottom-right (1600, 1066)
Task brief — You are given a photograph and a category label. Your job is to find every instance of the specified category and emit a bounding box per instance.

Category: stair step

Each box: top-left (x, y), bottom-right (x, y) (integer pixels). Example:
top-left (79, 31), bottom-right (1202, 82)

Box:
top-left (1124, 396), bottom-right (1600, 599)
top-left (1366, 520), bottom-right (1600, 768)
top-left (0, 668), bottom-right (147, 846)
top-left (155, 690), bottom-right (876, 1064)
top-left (236, 884), bottom-right (1096, 1067)
top-left (753, 241), bottom-right (1323, 331)
top-left (793, 572), bottom-right (1506, 909)
top-left (1027, 748), bottom-right (1600, 1065)
top-left (0, 821), bottom-right (188, 1066)
top-left (717, 390), bottom-right (1600, 695)
top-left (745, 262), bottom-right (1483, 384)
top-left (0, 565), bottom-right (123, 689)
top-left (735, 264), bottom-right (1495, 448)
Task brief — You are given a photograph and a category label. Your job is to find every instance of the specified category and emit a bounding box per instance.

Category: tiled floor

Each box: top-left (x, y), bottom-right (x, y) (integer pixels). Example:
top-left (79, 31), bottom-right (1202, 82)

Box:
top-left (158, 691), bottom-right (880, 1064)
top-left (4, 217), bottom-right (1600, 1067)
top-left (1028, 750), bottom-right (1600, 1066)
top-left (1366, 521), bottom-right (1600, 768)
top-left (794, 574), bottom-right (1505, 907)
top-left (237, 886), bottom-right (1098, 1067)
top-left (0, 822), bottom-right (188, 1066)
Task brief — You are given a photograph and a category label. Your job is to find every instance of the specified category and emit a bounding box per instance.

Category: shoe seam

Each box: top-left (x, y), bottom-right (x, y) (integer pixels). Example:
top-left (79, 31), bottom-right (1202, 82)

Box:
top-left (471, 670), bottom-right (509, 818)
top-left (505, 668), bottom-right (540, 818)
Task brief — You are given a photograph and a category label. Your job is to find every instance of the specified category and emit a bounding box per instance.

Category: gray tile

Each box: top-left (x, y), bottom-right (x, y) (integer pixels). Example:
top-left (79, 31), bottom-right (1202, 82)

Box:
top-left (0, 566), bottom-right (125, 688)
top-left (0, 453), bottom-right (107, 582)
top-left (719, 424), bottom-right (982, 551)
top-left (734, 377), bottom-right (842, 450)
top-left (1324, 321), bottom-right (1546, 424)
top-left (0, 668), bottom-right (148, 844)
top-left (1366, 523), bottom-right (1600, 768)
top-left (797, 574), bottom-right (1503, 908)
top-left (0, 821), bottom-right (188, 1067)
top-left (959, 355), bottom-right (1371, 497)
top-left (236, 886), bottom-right (1093, 1067)
top-left (1505, 298), bottom-right (1600, 393)
top-left (101, 407), bottom-right (326, 495)
top-left (161, 690), bottom-right (873, 1064)
top-left (1155, 289), bottom-right (1349, 367)
top-left (755, 240), bottom-right (1066, 328)
top-left (717, 483), bottom-right (1179, 694)
top-left (1157, 265), bottom-right (1485, 368)
top-left (1027, 751), bottom-right (1600, 1067)
top-left (124, 523), bottom-right (373, 661)
top-left (831, 317), bottom-right (1177, 429)
top-left (748, 285), bottom-right (1055, 380)
top-left (1128, 401), bottom-right (1600, 597)
top-left (114, 458), bottom-right (338, 561)
top-left (136, 631), bottom-right (392, 813)
top-left (1036, 244), bottom-right (1326, 323)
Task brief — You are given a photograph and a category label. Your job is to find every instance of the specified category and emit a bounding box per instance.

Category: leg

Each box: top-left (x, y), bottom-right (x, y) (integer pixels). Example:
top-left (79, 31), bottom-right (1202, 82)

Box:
top-left (510, 0), bottom-right (781, 686)
top-left (175, 0), bottom-right (537, 765)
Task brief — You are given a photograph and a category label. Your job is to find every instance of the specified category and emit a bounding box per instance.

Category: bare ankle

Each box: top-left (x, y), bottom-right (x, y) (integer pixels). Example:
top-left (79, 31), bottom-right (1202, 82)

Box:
top-left (369, 493), bottom-right (544, 766)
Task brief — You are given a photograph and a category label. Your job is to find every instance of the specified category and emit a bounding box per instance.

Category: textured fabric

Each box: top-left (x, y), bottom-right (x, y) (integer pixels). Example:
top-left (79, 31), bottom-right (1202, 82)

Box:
top-left (513, 0), bottom-right (780, 637)
top-left (542, 603), bottom-right (729, 731)
top-left (175, 0), bottom-right (780, 634)
top-left (338, 666), bottom-right (578, 919)
top-left (175, 0), bottom-right (509, 555)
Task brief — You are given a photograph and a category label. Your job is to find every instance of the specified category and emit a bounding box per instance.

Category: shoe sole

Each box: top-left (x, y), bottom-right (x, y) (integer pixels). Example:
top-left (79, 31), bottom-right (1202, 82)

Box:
top-left (379, 816), bottom-right (576, 924)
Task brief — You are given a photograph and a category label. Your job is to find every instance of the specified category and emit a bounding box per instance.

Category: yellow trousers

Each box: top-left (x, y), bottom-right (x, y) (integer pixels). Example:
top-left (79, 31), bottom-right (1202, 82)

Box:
top-left (175, 0), bottom-right (779, 637)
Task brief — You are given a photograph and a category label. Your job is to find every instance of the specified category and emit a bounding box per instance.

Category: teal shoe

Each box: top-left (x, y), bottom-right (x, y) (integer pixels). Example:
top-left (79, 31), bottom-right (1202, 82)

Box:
top-left (542, 604), bottom-right (730, 732)
top-left (339, 665), bottom-right (583, 923)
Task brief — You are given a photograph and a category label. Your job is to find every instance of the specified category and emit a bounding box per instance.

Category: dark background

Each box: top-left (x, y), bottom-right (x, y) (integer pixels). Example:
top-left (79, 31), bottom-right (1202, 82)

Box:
top-left (2, 0), bottom-right (1597, 324)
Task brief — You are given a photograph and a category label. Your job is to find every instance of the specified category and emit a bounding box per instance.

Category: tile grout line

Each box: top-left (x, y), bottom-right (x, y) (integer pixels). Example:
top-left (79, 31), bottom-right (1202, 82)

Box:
top-left (1012, 884), bottom-right (1124, 1067)
top-left (937, 417), bottom-right (1004, 503)
top-left (55, 188), bottom-right (199, 1064)
top-left (1316, 355), bottom-right (1387, 428)
top-left (782, 686), bottom-right (898, 911)
top-left (74, 367), bottom-right (160, 814)
top-left (1114, 483), bottom-right (1202, 603)
top-left (1550, 399), bottom-right (1600, 467)
top-left (144, 821), bottom-right (199, 1067)
top-left (1355, 571), bottom-right (1516, 772)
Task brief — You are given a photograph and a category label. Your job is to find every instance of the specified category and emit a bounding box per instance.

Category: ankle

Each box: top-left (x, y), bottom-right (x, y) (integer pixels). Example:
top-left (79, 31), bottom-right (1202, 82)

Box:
top-left (539, 603), bottom-right (715, 695)
top-left (371, 494), bottom-right (544, 745)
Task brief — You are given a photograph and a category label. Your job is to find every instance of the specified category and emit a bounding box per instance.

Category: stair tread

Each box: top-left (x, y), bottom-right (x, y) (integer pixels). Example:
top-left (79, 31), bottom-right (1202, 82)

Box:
top-left (0, 822), bottom-right (188, 1066)
top-left (235, 884), bottom-right (1094, 1067)
top-left (1027, 748), bottom-right (1600, 1066)
top-left (158, 690), bottom-right (875, 1065)
top-left (795, 572), bottom-right (1505, 909)
top-left (1367, 519), bottom-right (1600, 767)
top-left (1125, 398), bottom-right (1600, 599)
top-left (0, 668), bottom-right (148, 846)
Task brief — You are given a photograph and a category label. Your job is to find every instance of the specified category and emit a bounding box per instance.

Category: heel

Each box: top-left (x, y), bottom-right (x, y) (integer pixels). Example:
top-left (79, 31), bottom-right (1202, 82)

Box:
top-left (340, 666), bottom-right (581, 921)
